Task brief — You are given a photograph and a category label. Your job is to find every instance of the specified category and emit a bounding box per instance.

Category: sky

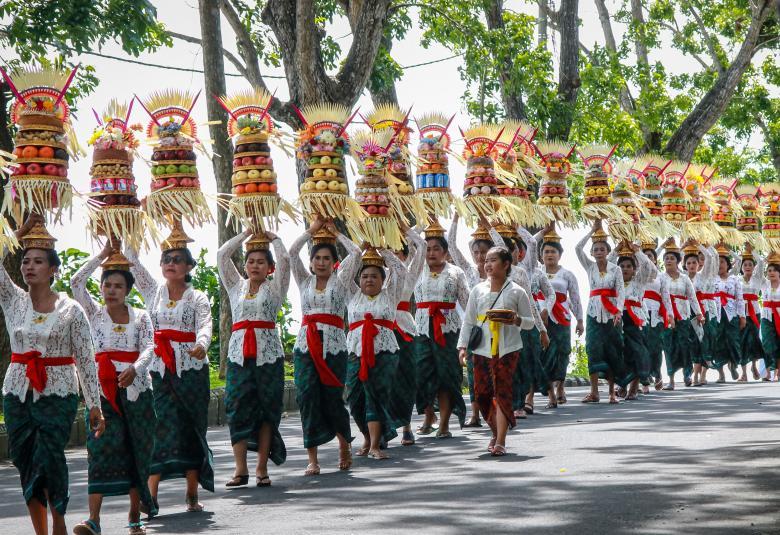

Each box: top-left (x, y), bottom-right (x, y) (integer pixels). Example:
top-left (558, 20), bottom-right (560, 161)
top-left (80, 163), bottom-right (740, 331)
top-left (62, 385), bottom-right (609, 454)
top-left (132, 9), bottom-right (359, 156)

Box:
top-left (0, 1), bottom-right (748, 327)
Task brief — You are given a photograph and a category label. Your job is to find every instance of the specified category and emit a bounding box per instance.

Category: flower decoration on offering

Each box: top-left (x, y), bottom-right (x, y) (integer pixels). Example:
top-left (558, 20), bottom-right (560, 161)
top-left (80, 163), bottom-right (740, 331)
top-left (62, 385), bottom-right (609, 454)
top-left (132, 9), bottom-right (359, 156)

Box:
top-left (535, 141), bottom-right (577, 226)
top-left (735, 184), bottom-right (767, 251)
top-left (215, 88), bottom-right (296, 232)
top-left (139, 89), bottom-right (213, 229)
top-left (0, 65), bottom-right (84, 228)
top-left (365, 104), bottom-right (426, 224)
top-left (460, 124), bottom-right (511, 223)
top-left (414, 112), bottom-right (455, 217)
top-left (637, 156), bottom-right (670, 218)
top-left (660, 161), bottom-right (691, 230)
top-left (295, 104), bottom-right (363, 234)
top-left (680, 165), bottom-right (721, 245)
top-left (709, 178), bottom-right (744, 247)
top-left (578, 144), bottom-right (627, 222)
top-left (347, 130), bottom-right (403, 251)
top-left (608, 175), bottom-right (648, 242)
top-left (86, 98), bottom-right (154, 252)
top-left (760, 184), bottom-right (780, 250)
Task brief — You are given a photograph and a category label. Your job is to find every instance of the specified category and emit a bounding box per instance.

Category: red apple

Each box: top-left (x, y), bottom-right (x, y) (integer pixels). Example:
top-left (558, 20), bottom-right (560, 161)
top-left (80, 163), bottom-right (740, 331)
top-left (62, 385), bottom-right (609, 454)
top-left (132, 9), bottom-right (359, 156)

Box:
top-left (377, 206), bottom-right (389, 215)
top-left (366, 205), bottom-right (378, 214)
top-left (26, 163), bottom-right (42, 175)
top-left (179, 177), bottom-right (192, 187)
top-left (241, 157), bottom-right (253, 167)
top-left (233, 158), bottom-right (241, 167)
top-left (176, 149), bottom-right (188, 160)
top-left (464, 178), bottom-right (473, 186)
top-left (153, 179), bottom-right (165, 190)
top-left (266, 157), bottom-right (273, 165)
top-left (43, 164), bottom-right (58, 176)
top-left (254, 156), bottom-right (266, 165)
top-left (13, 164), bottom-right (26, 176)
top-left (191, 179), bottom-right (200, 188)
top-left (166, 178), bottom-right (179, 187)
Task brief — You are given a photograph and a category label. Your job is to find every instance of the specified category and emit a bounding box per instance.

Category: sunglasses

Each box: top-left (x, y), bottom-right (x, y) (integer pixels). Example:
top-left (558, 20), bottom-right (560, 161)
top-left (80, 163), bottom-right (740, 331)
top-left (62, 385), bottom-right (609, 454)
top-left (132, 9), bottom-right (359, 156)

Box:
top-left (162, 255), bottom-right (186, 265)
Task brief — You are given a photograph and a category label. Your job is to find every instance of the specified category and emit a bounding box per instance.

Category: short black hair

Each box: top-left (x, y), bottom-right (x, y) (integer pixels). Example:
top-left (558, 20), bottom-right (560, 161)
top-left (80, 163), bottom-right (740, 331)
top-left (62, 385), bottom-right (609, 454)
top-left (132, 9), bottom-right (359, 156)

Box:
top-left (310, 243), bottom-right (338, 262)
top-left (720, 255), bottom-right (733, 271)
top-left (161, 248), bottom-right (195, 283)
top-left (23, 248), bottom-right (61, 269)
top-left (400, 242), bottom-right (409, 257)
top-left (101, 269), bottom-right (135, 294)
top-left (665, 251), bottom-right (681, 263)
top-left (426, 236), bottom-right (448, 252)
top-left (541, 241), bottom-right (563, 255)
top-left (642, 248), bottom-right (657, 262)
top-left (683, 253), bottom-right (699, 266)
top-left (487, 245), bottom-right (513, 267)
top-left (501, 237), bottom-right (517, 253)
top-left (470, 239), bottom-right (492, 251)
top-left (359, 264), bottom-right (386, 281)
top-left (768, 263), bottom-right (780, 273)
top-left (514, 237), bottom-right (527, 252)
top-left (247, 248), bottom-right (275, 268)
top-left (618, 256), bottom-right (637, 269)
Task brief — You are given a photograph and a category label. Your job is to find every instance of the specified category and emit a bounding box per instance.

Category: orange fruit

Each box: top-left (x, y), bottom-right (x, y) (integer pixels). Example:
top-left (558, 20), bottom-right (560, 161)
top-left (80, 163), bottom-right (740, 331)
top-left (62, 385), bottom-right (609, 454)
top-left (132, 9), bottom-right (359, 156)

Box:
top-left (234, 184), bottom-right (245, 195)
top-left (21, 146), bottom-right (38, 158)
top-left (38, 146), bottom-right (54, 159)
top-left (244, 182), bottom-right (258, 194)
top-left (257, 183), bottom-right (270, 193)
top-left (268, 183), bottom-right (277, 193)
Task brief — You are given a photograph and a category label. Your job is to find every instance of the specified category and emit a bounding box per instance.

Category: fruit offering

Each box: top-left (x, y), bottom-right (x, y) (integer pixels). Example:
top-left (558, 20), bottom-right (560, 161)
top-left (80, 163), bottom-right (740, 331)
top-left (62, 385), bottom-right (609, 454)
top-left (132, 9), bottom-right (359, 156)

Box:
top-left (638, 157), bottom-right (669, 218)
top-left (140, 89), bottom-right (213, 228)
top-left (86, 99), bottom-right (150, 250)
top-left (709, 178), bottom-right (744, 247)
top-left (1, 65), bottom-right (81, 222)
top-left (761, 184), bottom-right (780, 248)
top-left (680, 165), bottom-right (723, 245)
top-left (217, 88), bottom-right (294, 231)
top-left (460, 125), bottom-right (508, 222)
top-left (578, 144), bottom-right (626, 222)
top-left (735, 185), bottom-right (761, 233)
top-left (415, 112), bottom-right (455, 217)
top-left (296, 104), bottom-right (363, 225)
top-left (536, 141), bottom-right (576, 225)
top-left (661, 162), bottom-right (689, 226)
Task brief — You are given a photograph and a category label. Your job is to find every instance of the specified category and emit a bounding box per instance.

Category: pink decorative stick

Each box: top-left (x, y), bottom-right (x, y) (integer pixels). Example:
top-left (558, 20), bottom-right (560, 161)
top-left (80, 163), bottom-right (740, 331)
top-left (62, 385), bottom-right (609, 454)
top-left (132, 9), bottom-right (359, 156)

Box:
top-left (336, 107), bottom-right (360, 137)
top-left (122, 98), bottom-right (135, 132)
top-left (291, 104), bottom-right (308, 127)
top-left (501, 126), bottom-right (523, 158)
top-left (486, 126), bottom-right (505, 154)
top-left (134, 94), bottom-right (161, 126)
top-left (0, 66), bottom-right (25, 103)
top-left (54, 63), bottom-right (80, 107)
top-left (181, 89), bottom-right (202, 125)
top-left (213, 94), bottom-right (238, 120)
top-left (92, 108), bottom-right (103, 125)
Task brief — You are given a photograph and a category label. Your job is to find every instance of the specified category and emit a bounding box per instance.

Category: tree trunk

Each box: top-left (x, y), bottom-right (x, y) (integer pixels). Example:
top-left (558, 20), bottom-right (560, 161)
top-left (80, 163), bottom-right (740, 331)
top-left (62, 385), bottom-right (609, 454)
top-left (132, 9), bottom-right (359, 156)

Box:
top-left (483, 0), bottom-right (527, 120)
top-left (199, 0), bottom-right (236, 379)
top-left (664, 0), bottom-right (778, 160)
top-left (548, 0), bottom-right (579, 140)
top-left (537, 0), bottom-right (548, 46)
top-left (758, 117), bottom-right (780, 176)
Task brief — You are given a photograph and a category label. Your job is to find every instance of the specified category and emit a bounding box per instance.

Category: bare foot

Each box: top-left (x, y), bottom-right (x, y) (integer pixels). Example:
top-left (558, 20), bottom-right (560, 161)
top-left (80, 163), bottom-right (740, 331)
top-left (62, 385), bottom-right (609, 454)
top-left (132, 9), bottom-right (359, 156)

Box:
top-left (368, 449), bottom-right (389, 460)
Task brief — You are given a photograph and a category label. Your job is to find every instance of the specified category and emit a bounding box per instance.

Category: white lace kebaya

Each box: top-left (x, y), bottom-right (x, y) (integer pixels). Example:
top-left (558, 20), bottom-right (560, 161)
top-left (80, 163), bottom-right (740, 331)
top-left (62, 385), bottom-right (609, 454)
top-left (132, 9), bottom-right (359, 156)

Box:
top-left (217, 231), bottom-right (291, 366)
top-left (413, 261), bottom-right (470, 337)
top-left (0, 250), bottom-right (100, 408)
top-left (390, 229), bottom-right (426, 338)
top-left (575, 232), bottom-right (625, 324)
top-left (71, 253), bottom-right (155, 402)
top-left (125, 247), bottom-right (212, 377)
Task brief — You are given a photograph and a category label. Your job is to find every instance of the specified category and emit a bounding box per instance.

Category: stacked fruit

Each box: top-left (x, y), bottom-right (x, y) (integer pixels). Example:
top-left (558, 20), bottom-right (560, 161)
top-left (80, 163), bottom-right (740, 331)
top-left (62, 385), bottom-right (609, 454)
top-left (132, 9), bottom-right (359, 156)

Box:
top-left (735, 185), bottom-right (760, 232)
top-left (661, 163), bottom-right (689, 225)
top-left (711, 181), bottom-right (736, 228)
top-left (231, 132), bottom-right (277, 197)
top-left (12, 141), bottom-right (68, 183)
top-left (580, 146), bottom-right (616, 206)
top-left (415, 113), bottom-right (452, 192)
top-left (150, 140), bottom-right (199, 192)
top-left (535, 142), bottom-right (575, 223)
top-left (89, 125), bottom-right (141, 208)
top-left (365, 104), bottom-right (414, 196)
top-left (611, 181), bottom-right (639, 222)
top-left (761, 185), bottom-right (780, 245)
top-left (301, 144), bottom-right (348, 195)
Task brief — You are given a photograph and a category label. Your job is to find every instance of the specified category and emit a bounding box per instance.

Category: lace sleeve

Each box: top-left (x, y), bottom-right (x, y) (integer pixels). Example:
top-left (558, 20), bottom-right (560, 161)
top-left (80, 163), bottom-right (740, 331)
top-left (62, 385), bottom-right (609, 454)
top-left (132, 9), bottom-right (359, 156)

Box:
top-left (70, 254), bottom-right (104, 321)
top-left (566, 270), bottom-right (584, 321)
top-left (448, 222), bottom-right (479, 285)
top-left (71, 305), bottom-right (100, 409)
top-left (513, 286), bottom-right (535, 330)
top-left (217, 231), bottom-right (249, 293)
top-left (489, 226), bottom-right (505, 249)
top-left (686, 276), bottom-right (702, 317)
top-left (0, 248), bottom-right (26, 312)
top-left (193, 290), bottom-right (213, 352)
top-left (404, 230), bottom-right (427, 297)
top-left (336, 234), bottom-right (361, 295)
top-left (730, 251), bottom-right (742, 277)
top-left (517, 227), bottom-right (537, 271)
top-left (538, 271), bottom-right (555, 312)
top-left (133, 310), bottom-right (155, 376)
top-left (752, 255), bottom-right (767, 289)
top-left (455, 267), bottom-right (470, 310)
top-left (380, 249), bottom-right (407, 305)
top-left (575, 230), bottom-right (595, 272)
top-left (271, 238), bottom-right (291, 298)
top-left (734, 276), bottom-right (745, 317)
top-left (125, 246), bottom-right (158, 305)
top-left (635, 250), bottom-right (657, 284)
top-left (288, 230), bottom-right (311, 286)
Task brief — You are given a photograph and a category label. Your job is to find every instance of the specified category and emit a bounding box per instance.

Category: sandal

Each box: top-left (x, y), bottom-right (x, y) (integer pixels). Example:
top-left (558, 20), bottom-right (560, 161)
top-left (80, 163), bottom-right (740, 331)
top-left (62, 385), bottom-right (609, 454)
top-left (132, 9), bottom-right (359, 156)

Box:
top-left (185, 495), bottom-right (203, 513)
top-left (487, 437), bottom-right (496, 453)
top-left (73, 519), bottom-right (101, 535)
top-left (256, 475), bottom-right (272, 487)
top-left (581, 393), bottom-right (600, 403)
top-left (435, 430), bottom-right (452, 439)
top-left (609, 397), bottom-right (620, 404)
top-left (401, 429), bottom-right (415, 446)
top-left (662, 384), bottom-right (675, 391)
top-left (368, 449), bottom-right (390, 460)
top-left (624, 393), bottom-right (637, 401)
top-left (545, 401), bottom-right (558, 409)
top-left (127, 522), bottom-right (146, 535)
top-left (304, 463), bottom-right (321, 476)
top-left (491, 444), bottom-right (507, 457)
top-left (523, 404), bottom-right (534, 415)
top-left (514, 409), bottom-right (527, 420)
top-left (684, 377), bottom-right (693, 387)
top-left (557, 394), bottom-right (567, 405)
top-left (225, 474), bottom-right (249, 488)
top-left (140, 497), bottom-right (158, 519)
top-left (417, 424), bottom-right (437, 435)
top-left (463, 418), bottom-right (482, 428)
top-left (355, 446), bottom-right (370, 457)
top-left (339, 447), bottom-right (353, 470)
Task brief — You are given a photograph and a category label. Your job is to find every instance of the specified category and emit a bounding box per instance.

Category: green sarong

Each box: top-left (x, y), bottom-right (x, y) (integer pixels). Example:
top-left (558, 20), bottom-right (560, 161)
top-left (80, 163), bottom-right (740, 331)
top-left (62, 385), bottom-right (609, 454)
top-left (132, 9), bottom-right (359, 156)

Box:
top-left (150, 366), bottom-right (214, 492)
top-left (586, 316), bottom-right (630, 386)
top-left (294, 349), bottom-right (353, 448)
top-left (697, 314), bottom-right (717, 365)
top-left (662, 317), bottom-right (697, 378)
top-left (414, 328), bottom-right (467, 428)
top-left (741, 319), bottom-right (764, 365)
top-left (761, 319), bottom-right (780, 371)
top-left (466, 350), bottom-right (475, 402)
top-left (622, 311), bottom-right (650, 385)
top-left (86, 388), bottom-right (156, 515)
top-left (3, 393), bottom-right (78, 515)
top-left (712, 315), bottom-right (742, 370)
top-left (346, 350), bottom-right (401, 442)
top-left (513, 327), bottom-right (547, 409)
top-left (389, 331), bottom-right (417, 427)
top-left (644, 323), bottom-right (665, 383)
top-left (542, 321), bottom-right (571, 383)
top-left (225, 358), bottom-right (286, 466)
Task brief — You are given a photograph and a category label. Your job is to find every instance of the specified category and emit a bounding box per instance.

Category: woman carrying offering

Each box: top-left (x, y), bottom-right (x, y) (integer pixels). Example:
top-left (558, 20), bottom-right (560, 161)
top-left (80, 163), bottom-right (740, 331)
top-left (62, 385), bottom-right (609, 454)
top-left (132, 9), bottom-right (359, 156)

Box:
top-left (738, 248), bottom-right (765, 381)
top-left (217, 229), bottom-right (290, 488)
top-left (458, 246), bottom-right (535, 456)
top-left (71, 243), bottom-right (157, 535)
top-left (685, 243), bottom-right (715, 386)
top-left (414, 221), bottom-right (470, 438)
top-left (126, 227), bottom-right (213, 513)
top-left (288, 217), bottom-right (360, 476)
top-left (1, 215), bottom-right (104, 535)
top-left (711, 244), bottom-right (747, 381)
top-left (640, 242), bottom-right (668, 391)
top-left (760, 252), bottom-right (780, 381)
top-left (576, 223), bottom-right (628, 404)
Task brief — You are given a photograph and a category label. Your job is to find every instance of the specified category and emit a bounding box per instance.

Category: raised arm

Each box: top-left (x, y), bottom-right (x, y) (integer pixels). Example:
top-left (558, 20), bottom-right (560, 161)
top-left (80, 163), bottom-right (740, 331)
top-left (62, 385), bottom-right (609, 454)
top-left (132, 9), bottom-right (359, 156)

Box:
top-left (71, 305), bottom-right (100, 409)
top-left (575, 229), bottom-right (595, 271)
top-left (565, 270), bottom-right (584, 322)
top-left (729, 250), bottom-right (742, 277)
top-left (448, 218), bottom-right (479, 285)
top-left (70, 252), bottom-right (106, 321)
top-left (380, 248), bottom-right (408, 304)
top-left (488, 226), bottom-right (506, 249)
top-left (336, 233), bottom-right (361, 296)
top-left (193, 290), bottom-right (213, 353)
top-left (403, 229), bottom-right (427, 298)
top-left (288, 230), bottom-right (312, 286)
top-left (216, 230), bottom-right (249, 293)
top-left (700, 245), bottom-right (717, 280)
top-left (133, 310), bottom-right (155, 376)
top-left (752, 254), bottom-right (767, 288)
top-left (635, 249), bottom-right (658, 284)
top-left (269, 235), bottom-right (291, 298)
top-left (0, 247), bottom-right (27, 312)
top-left (125, 245), bottom-right (159, 305)
top-left (517, 226), bottom-right (537, 271)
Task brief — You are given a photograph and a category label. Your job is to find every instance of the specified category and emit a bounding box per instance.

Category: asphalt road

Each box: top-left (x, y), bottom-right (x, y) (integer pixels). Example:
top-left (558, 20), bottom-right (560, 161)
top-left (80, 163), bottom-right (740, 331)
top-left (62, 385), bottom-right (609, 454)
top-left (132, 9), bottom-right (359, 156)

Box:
top-left (1, 383), bottom-right (779, 535)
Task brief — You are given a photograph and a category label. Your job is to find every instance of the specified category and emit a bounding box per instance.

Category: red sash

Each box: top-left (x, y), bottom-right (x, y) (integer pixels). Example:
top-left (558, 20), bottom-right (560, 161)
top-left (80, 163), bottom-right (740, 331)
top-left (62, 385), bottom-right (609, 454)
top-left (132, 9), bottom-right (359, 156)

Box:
top-left (624, 299), bottom-right (644, 327)
top-left (232, 320), bottom-right (276, 360)
top-left (349, 313), bottom-right (395, 382)
top-left (642, 290), bottom-right (669, 328)
top-left (416, 301), bottom-right (457, 346)
top-left (743, 293), bottom-right (760, 327)
top-left (551, 292), bottom-right (571, 326)
top-left (301, 314), bottom-right (345, 387)
top-left (669, 294), bottom-right (688, 321)
top-left (589, 288), bottom-right (619, 315)
top-left (153, 329), bottom-right (196, 375)
top-left (11, 351), bottom-right (74, 393)
top-left (393, 301), bottom-right (413, 342)
top-left (695, 291), bottom-right (714, 318)
top-left (396, 301), bottom-right (411, 312)
top-left (95, 350), bottom-right (139, 415)
top-left (714, 291), bottom-right (735, 308)
top-left (763, 301), bottom-right (780, 336)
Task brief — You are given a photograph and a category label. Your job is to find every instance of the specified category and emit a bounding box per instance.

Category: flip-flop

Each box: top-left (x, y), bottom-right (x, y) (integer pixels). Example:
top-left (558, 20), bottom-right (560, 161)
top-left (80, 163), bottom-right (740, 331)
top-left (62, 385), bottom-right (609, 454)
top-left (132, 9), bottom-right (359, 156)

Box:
top-left (463, 419), bottom-right (483, 428)
top-left (401, 429), bottom-right (416, 446)
top-left (435, 430), bottom-right (452, 439)
top-left (491, 444), bottom-right (506, 457)
top-left (545, 402), bottom-right (558, 409)
top-left (256, 476), bottom-right (272, 487)
top-left (304, 463), bottom-right (321, 475)
top-left (185, 496), bottom-right (203, 512)
top-left (624, 394), bottom-right (637, 401)
top-left (581, 394), bottom-right (600, 403)
top-left (225, 474), bottom-right (249, 488)
top-left (487, 437), bottom-right (496, 453)
top-left (523, 404), bottom-right (534, 415)
top-left (557, 395), bottom-right (567, 404)
top-left (73, 519), bottom-right (101, 535)
top-left (368, 449), bottom-right (390, 460)
top-left (127, 521), bottom-right (146, 535)
top-left (514, 409), bottom-right (527, 419)
top-left (609, 398), bottom-right (620, 404)
top-left (417, 424), bottom-right (437, 435)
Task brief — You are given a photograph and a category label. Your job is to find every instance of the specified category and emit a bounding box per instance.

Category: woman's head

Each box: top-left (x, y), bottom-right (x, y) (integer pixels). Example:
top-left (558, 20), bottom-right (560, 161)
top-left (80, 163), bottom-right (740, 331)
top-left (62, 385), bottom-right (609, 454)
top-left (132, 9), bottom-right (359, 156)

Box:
top-left (359, 265), bottom-right (385, 296)
top-left (310, 243), bottom-right (338, 277)
top-left (719, 255), bottom-right (732, 276)
top-left (591, 240), bottom-right (611, 261)
top-left (664, 251), bottom-right (681, 271)
top-left (514, 237), bottom-right (527, 262)
top-left (741, 258), bottom-right (754, 276)
top-left (541, 241), bottom-right (563, 268)
top-left (684, 254), bottom-right (699, 275)
top-left (21, 248), bottom-right (60, 287)
top-left (485, 246), bottom-right (512, 280)
top-left (470, 239), bottom-right (492, 268)
top-left (246, 249), bottom-right (275, 284)
top-left (501, 237), bottom-right (519, 264)
top-left (426, 237), bottom-right (448, 268)
top-left (618, 256), bottom-right (636, 282)
top-left (643, 248), bottom-right (658, 264)
top-left (100, 269), bottom-right (135, 304)
top-left (768, 263), bottom-right (780, 282)
top-left (160, 248), bottom-right (195, 283)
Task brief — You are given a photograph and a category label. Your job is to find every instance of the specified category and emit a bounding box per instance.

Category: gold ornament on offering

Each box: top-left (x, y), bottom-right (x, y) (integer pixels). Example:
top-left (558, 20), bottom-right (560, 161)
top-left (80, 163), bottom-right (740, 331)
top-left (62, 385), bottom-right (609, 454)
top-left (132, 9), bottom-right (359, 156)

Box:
top-left (535, 141), bottom-right (577, 226)
top-left (735, 184), bottom-right (767, 252)
top-left (578, 144), bottom-right (627, 222)
top-left (680, 165), bottom-right (721, 245)
top-left (760, 184), bottom-right (780, 251)
top-left (709, 178), bottom-right (745, 248)
top-left (414, 112), bottom-right (456, 218)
